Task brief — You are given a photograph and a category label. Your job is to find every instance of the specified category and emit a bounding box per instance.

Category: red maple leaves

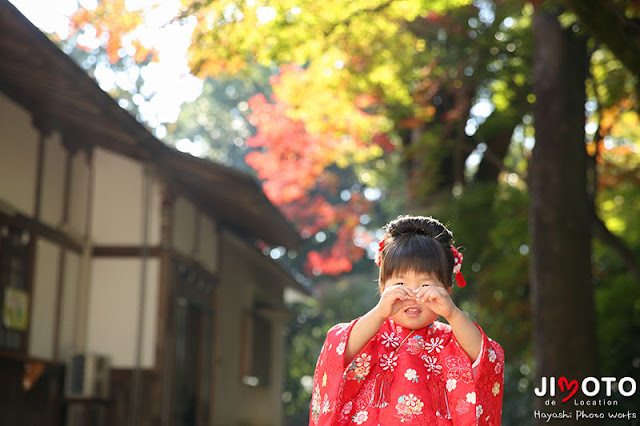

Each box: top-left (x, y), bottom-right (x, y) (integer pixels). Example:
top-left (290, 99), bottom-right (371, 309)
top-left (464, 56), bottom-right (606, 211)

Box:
top-left (245, 69), bottom-right (388, 275)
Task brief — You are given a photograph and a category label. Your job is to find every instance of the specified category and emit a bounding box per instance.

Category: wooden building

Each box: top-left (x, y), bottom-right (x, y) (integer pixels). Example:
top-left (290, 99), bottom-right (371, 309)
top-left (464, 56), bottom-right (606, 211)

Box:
top-left (0, 1), bottom-right (303, 425)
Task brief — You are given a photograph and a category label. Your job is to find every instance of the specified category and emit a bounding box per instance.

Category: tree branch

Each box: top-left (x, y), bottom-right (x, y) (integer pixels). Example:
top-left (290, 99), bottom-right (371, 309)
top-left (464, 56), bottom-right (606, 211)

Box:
top-left (462, 134), bottom-right (528, 184)
top-left (590, 207), bottom-right (640, 285)
top-left (563, 0), bottom-right (640, 80)
top-left (323, 0), bottom-right (396, 37)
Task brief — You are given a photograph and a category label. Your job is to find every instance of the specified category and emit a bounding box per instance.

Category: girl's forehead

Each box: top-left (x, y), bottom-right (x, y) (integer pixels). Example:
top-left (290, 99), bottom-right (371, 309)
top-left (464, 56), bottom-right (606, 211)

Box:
top-left (389, 269), bottom-right (438, 280)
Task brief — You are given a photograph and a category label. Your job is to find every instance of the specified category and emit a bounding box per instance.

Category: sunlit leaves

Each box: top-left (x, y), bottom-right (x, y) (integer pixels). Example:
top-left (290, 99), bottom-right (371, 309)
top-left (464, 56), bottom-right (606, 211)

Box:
top-left (584, 45), bottom-right (640, 194)
top-left (245, 76), bottom-right (384, 204)
top-left (69, 0), bottom-right (158, 63)
top-left (591, 48), bottom-right (635, 108)
top-left (244, 66), bottom-right (388, 275)
top-left (272, 65), bottom-right (391, 146)
top-left (183, 0), bottom-right (475, 116)
top-left (185, 0), bottom-right (469, 80)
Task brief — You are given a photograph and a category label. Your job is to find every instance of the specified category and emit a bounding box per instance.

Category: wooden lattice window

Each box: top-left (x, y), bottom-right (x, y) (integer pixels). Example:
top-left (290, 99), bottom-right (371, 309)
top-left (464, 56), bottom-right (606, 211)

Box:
top-left (0, 224), bottom-right (32, 353)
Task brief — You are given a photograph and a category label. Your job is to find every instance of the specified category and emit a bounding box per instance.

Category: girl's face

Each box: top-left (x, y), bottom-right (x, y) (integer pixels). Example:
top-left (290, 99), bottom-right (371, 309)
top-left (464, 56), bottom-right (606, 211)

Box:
top-left (381, 270), bottom-right (452, 330)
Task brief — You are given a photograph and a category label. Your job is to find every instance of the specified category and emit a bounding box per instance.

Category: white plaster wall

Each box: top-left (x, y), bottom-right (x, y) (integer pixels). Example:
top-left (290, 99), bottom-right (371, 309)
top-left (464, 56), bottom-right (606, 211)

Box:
top-left (68, 151), bottom-right (91, 236)
top-left (91, 148), bottom-right (161, 246)
top-left (28, 238), bottom-right (60, 360)
top-left (198, 215), bottom-right (218, 274)
top-left (214, 255), bottom-right (255, 426)
top-left (214, 237), bottom-right (284, 426)
top-left (172, 195), bottom-right (196, 256)
top-left (40, 132), bottom-right (66, 227)
top-left (58, 251), bottom-right (80, 361)
top-left (0, 92), bottom-right (38, 216)
top-left (87, 258), bottom-right (158, 368)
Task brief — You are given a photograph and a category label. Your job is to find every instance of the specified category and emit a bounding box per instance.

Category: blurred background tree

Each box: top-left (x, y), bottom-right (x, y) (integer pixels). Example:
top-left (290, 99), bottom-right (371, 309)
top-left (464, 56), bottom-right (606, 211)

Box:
top-left (47, 0), bottom-right (640, 424)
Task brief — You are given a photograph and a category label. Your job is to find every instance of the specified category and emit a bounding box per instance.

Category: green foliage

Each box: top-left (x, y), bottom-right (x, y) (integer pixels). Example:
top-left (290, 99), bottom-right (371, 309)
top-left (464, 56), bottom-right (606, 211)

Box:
top-left (588, 43), bottom-right (640, 418)
top-left (435, 181), bottom-right (534, 425)
top-left (164, 67), bottom-right (274, 169)
top-left (283, 275), bottom-right (379, 425)
top-left (591, 47), bottom-right (638, 109)
top-left (594, 183), bottom-right (640, 417)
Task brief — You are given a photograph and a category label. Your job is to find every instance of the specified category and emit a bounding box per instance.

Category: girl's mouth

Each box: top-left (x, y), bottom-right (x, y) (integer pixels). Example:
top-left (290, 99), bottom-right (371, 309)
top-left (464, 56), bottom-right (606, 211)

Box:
top-left (404, 307), bottom-right (422, 318)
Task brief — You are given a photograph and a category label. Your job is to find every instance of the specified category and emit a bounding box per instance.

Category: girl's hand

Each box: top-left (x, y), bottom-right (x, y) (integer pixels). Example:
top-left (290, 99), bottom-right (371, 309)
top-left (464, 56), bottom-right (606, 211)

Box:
top-left (414, 285), bottom-right (458, 320)
top-left (374, 285), bottom-right (417, 319)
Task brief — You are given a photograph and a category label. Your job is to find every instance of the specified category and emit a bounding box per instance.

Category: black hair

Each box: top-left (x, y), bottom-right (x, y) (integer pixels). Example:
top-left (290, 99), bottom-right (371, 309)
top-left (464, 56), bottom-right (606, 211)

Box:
top-left (378, 215), bottom-right (456, 290)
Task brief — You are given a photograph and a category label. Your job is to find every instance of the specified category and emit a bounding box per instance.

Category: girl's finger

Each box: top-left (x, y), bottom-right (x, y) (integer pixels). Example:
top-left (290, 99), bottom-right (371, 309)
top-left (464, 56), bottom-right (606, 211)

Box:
top-left (414, 286), bottom-right (429, 299)
top-left (417, 286), bottom-right (444, 303)
top-left (381, 290), bottom-right (401, 306)
top-left (390, 286), bottom-right (415, 299)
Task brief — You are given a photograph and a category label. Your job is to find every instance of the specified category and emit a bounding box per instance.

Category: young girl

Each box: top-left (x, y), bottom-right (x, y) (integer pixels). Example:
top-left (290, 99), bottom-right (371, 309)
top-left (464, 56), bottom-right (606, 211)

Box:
top-left (309, 215), bottom-right (504, 425)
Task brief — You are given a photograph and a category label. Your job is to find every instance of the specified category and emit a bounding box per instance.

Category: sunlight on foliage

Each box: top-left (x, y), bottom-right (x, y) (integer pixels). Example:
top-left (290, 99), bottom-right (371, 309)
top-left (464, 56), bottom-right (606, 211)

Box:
top-left (69, 0), bottom-right (158, 63)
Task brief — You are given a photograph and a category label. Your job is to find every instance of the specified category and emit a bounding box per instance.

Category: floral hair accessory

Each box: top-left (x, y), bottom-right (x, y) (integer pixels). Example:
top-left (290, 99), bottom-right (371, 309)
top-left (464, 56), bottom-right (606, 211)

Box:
top-left (450, 246), bottom-right (466, 287)
top-left (376, 238), bottom-right (385, 266)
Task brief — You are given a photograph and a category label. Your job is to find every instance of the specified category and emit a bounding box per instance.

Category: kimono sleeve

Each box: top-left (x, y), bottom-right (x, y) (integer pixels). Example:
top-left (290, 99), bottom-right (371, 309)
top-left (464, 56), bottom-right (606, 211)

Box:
top-left (440, 323), bottom-right (504, 426)
top-left (473, 330), bottom-right (504, 425)
top-left (309, 319), bottom-right (379, 425)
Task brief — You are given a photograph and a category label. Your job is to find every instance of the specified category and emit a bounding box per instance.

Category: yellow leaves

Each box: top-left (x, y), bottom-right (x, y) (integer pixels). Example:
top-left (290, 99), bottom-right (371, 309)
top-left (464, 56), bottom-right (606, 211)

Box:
top-left (179, 0), bottom-right (477, 127)
top-left (68, 0), bottom-right (158, 63)
top-left (256, 64), bottom-right (390, 174)
top-left (601, 212), bottom-right (626, 235)
top-left (387, 1), bottom-right (420, 21)
top-left (188, 0), bottom-right (302, 76)
top-left (273, 62), bottom-right (390, 140)
top-left (369, 63), bottom-right (397, 87)
top-left (600, 106), bottom-right (617, 132)
top-left (612, 110), bottom-right (640, 140)
top-left (599, 101), bottom-right (640, 144)
top-left (490, 80), bottom-right (513, 111)
top-left (591, 49), bottom-right (624, 83)
top-left (522, 3), bottom-right (534, 16)
top-left (183, 0), bottom-right (458, 98)
top-left (513, 73), bottom-right (526, 87)
top-left (65, 0), bottom-right (476, 107)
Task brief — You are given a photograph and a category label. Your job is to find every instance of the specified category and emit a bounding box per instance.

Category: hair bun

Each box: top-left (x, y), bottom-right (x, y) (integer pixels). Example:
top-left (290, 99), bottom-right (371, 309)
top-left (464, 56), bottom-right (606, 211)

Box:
top-left (384, 215), bottom-right (453, 245)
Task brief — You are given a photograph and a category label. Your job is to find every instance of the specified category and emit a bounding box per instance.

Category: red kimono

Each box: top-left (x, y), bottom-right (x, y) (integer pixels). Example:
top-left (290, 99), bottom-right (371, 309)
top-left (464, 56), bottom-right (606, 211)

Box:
top-left (310, 318), bottom-right (504, 425)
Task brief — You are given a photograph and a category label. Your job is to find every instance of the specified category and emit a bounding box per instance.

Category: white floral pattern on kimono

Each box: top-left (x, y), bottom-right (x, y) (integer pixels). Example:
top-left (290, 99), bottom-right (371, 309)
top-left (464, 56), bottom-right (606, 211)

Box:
top-left (310, 318), bottom-right (504, 425)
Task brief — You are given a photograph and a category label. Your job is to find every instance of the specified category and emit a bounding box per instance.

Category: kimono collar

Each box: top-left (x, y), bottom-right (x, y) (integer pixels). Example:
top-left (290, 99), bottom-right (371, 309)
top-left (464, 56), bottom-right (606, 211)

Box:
top-left (386, 318), bottom-right (434, 339)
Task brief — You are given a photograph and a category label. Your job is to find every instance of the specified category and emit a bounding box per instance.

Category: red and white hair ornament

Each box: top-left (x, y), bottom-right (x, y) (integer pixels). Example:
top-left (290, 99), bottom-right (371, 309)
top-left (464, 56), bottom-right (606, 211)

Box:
top-left (450, 246), bottom-right (467, 287)
top-left (375, 238), bottom-right (385, 266)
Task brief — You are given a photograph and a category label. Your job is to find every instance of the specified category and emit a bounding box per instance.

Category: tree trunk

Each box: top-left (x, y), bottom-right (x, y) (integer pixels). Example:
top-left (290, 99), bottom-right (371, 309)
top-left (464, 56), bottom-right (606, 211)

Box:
top-left (531, 11), bottom-right (601, 424)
